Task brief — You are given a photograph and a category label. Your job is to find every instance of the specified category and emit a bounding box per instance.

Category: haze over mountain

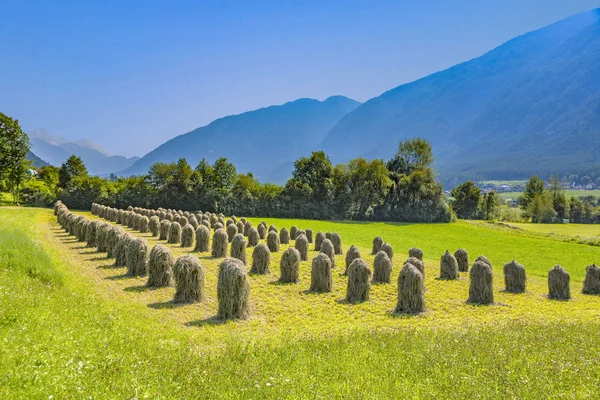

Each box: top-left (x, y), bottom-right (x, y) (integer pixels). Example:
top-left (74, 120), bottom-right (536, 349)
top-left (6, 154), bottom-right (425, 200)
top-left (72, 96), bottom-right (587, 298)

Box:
top-left (118, 96), bottom-right (360, 182)
top-left (29, 129), bottom-right (139, 175)
top-left (321, 8), bottom-right (600, 183)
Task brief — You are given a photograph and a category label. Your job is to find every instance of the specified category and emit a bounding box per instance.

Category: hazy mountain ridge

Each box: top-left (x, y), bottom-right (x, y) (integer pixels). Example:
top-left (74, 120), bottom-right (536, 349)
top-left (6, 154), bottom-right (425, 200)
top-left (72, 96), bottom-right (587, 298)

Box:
top-left (118, 96), bottom-right (361, 182)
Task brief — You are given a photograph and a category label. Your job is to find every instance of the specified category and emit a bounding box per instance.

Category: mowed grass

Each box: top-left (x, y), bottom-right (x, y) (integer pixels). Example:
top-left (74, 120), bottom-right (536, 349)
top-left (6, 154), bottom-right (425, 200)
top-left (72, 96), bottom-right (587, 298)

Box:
top-left (498, 190), bottom-right (600, 200)
top-left (1, 207), bottom-right (600, 398)
top-left (507, 222), bottom-right (600, 239)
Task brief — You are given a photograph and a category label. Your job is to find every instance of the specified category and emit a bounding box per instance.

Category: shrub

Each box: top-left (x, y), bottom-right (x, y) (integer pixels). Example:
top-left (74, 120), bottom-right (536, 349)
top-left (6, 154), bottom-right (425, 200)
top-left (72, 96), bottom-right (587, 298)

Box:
top-left (346, 258), bottom-right (371, 303)
top-left (381, 242), bottom-right (394, 260)
top-left (468, 261), bottom-right (494, 305)
top-left (319, 239), bottom-right (335, 269)
top-left (344, 245), bottom-right (361, 275)
top-left (279, 247), bottom-right (301, 283)
top-left (503, 260), bottom-right (526, 293)
top-left (295, 234), bottom-right (309, 261)
top-left (582, 264), bottom-right (600, 295)
top-left (194, 225), bottom-right (210, 252)
top-left (138, 216), bottom-right (149, 233)
top-left (372, 236), bottom-right (384, 255)
top-left (395, 263), bottom-right (426, 314)
top-left (149, 216), bottom-right (160, 237)
top-left (211, 228), bottom-right (228, 258)
top-left (247, 227), bottom-right (259, 247)
top-left (290, 225), bottom-right (298, 240)
top-left (159, 220), bottom-right (171, 241)
top-left (267, 231), bottom-right (280, 252)
top-left (217, 258), bottom-right (250, 320)
top-left (127, 238), bottom-right (149, 277)
top-left (168, 222), bottom-right (182, 244)
top-left (250, 243), bottom-right (270, 275)
top-left (173, 255), bottom-right (205, 303)
top-left (230, 233), bottom-right (247, 265)
top-left (279, 227), bottom-right (290, 244)
top-left (310, 253), bottom-right (332, 292)
top-left (331, 233), bottom-right (343, 255)
top-left (314, 231), bottom-right (325, 251)
top-left (454, 248), bottom-right (469, 272)
top-left (548, 265), bottom-right (571, 300)
top-left (439, 250), bottom-right (459, 280)
top-left (181, 224), bottom-right (196, 247)
top-left (257, 223), bottom-right (267, 240)
top-left (226, 223), bottom-right (238, 243)
top-left (373, 251), bottom-right (392, 284)
top-left (408, 247), bottom-right (423, 261)
top-left (147, 244), bottom-right (175, 287)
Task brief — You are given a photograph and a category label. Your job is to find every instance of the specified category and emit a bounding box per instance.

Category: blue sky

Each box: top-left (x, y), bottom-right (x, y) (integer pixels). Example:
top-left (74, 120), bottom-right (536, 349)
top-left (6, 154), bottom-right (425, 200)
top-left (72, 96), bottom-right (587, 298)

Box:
top-left (1, 0), bottom-right (598, 157)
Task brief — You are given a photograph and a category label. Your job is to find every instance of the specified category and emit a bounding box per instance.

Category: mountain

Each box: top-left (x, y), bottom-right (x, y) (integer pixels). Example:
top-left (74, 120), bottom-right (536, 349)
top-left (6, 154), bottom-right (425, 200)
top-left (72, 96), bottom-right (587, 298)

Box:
top-left (29, 129), bottom-right (140, 175)
top-left (118, 96), bottom-right (360, 182)
top-left (27, 151), bottom-right (48, 168)
top-left (321, 8), bottom-right (600, 184)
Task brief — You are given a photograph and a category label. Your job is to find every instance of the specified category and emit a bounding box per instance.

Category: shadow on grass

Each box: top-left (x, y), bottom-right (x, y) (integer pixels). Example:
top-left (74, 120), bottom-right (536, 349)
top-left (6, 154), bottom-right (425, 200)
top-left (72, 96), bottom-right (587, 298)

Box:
top-left (389, 310), bottom-right (428, 319)
top-left (268, 279), bottom-right (298, 286)
top-left (148, 300), bottom-right (188, 310)
top-left (97, 262), bottom-right (120, 270)
top-left (105, 273), bottom-right (133, 281)
top-left (80, 249), bottom-right (98, 255)
top-left (89, 255), bottom-right (109, 261)
top-left (124, 284), bottom-right (153, 293)
top-left (185, 315), bottom-right (227, 327)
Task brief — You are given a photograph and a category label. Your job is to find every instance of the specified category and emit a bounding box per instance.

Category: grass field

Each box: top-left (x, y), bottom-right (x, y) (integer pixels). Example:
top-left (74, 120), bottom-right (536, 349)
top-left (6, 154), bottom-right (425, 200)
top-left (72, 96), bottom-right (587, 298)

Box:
top-left (507, 222), bottom-right (600, 239)
top-left (1, 207), bottom-right (600, 398)
top-left (497, 190), bottom-right (600, 200)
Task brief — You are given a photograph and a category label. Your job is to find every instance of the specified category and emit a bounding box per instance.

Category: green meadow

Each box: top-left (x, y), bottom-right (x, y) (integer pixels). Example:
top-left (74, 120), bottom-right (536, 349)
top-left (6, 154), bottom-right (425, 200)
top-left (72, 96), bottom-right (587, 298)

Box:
top-left (1, 207), bottom-right (600, 398)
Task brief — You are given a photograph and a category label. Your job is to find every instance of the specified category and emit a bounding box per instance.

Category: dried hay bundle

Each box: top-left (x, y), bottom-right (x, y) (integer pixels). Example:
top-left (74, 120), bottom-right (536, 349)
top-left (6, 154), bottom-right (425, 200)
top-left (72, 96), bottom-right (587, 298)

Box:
top-left (439, 250), bottom-right (459, 280)
top-left (181, 224), bottom-right (196, 247)
top-left (173, 254), bottom-right (205, 303)
top-left (211, 228), bottom-right (228, 258)
top-left (147, 244), bottom-right (175, 287)
top-left (548, 265), bottom-right (571, 300)
top-left (468, 261), bottom-right (494, 305)
top-left (373, 251), bottom-right (393, 284)
top-left (250, 243), bottom-right (270, 275)
top-left (295, 234), bottom-right (309, 261)
top-left (127, 238), bottom-right (149, 277)
top-left (309, 253), bottom-right (332, 292)
top-left (279, 247), bottom-right (301, 283)
top-left (346, 259), bottom-right (371, 303)
top-left (230, 233), bottom-right (247, 265)
top-left (319, 239), bottom-right (335, 269)
top-left (394, 263), bottom-right (426, 314)
top-left (217, 258), bottom-right (250, 320)
top-left (194, 225), bottom-right (211, 252)
top-left (503, 260), bottom-right (526, 293)
top-left (267, 231), bottom-right (280, 252)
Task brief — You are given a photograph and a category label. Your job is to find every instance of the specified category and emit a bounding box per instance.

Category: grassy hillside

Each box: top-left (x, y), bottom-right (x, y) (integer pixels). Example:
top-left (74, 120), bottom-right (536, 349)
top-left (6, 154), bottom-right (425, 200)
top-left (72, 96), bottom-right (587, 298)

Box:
top-left (1, 207), bottom-right (600, 398)
top-left (507, 222), bottom-right (600, 239)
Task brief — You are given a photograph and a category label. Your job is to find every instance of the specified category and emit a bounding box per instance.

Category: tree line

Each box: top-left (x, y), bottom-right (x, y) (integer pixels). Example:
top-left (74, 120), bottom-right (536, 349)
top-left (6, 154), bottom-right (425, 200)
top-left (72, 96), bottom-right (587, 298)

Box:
top-left (1, 113), bottom-right (452, 222)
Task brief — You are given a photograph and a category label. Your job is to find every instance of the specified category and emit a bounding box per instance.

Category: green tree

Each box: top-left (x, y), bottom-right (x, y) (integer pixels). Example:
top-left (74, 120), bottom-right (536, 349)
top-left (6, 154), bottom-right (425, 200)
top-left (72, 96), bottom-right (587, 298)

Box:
top-left (0, 113), bottom-right (31, 204)
top-left (481, 191), bottom-right (500, 221)
top-left (213, 158), bottom-right (237, 191)
top-left (527, 192), bottom-right (557, 223)
top-left (548, 174), bottom-right (568, 219)
top-left (520, 175), bottom-right (545, 210)
top-left (58, 155), bottom-right (88, 188)
top-left (387, 137), bottom-right (434, 176)
top-left (450, 181), bottom-right (481, 219)
top-left (581, 176), bottom-right (591, 186)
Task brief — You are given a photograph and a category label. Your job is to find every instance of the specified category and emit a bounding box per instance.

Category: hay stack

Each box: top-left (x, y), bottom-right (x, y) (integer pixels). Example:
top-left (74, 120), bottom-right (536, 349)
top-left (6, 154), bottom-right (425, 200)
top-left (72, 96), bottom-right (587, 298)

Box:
top-left (226, 223), bottom-right (238, 243)
top-left (582, 264), bottom-right (600, 295)
top-left (503, 260), bottom-right (526, 293)
top-left (244, 221), bottom-right (252, 236)
top-left (394, 263), bottom-right (426, 314)
top-left (173, 255), bottom-right (205, 303)
top-left (86, 220), bottom-right (101, 247)
top-left (213, 222), bottom-right (224, 231)
top-left (280, 228), bottom-right (290, 244)
top-left (373, 251), bottom-right (393, 284)
top-left (159, 220), bottom-right (171, 241)
top-left (257, 223), bottom-right (267, 240)
top-left (189, 216), bottom-right (199, 230)
top-left (404, 257), bottom-right (425, 280)
top-left (236, 220), bottom-right (245, 236)
top-left (147, 244), bottom-right (175, 287)
top-left (230, 233), bottom-right (247, 265)
top-left (211, 228), bottom-right (228, 258)
top-left (331, 233), bottom-right (343, 255)
top-left (127, 238), bottom-right (149, 277)
top-left (250, 243), bottom-right (270, 275)
top-left (548, 265), bottom-right (571, 300)
top-left (181, 224), bottom-right (196, 247)
top-left (165, 212), bottom-right (174, 222)
top-left (194, 225), bottom-right (210, 252)
top-left (475, 255), bottom-right (492, 267)
top-left (226, 218), bottom-right (234, 227)
top-left (325, 232), bottom-right (332, 240)
top-left (454, 248), bottom-right (469, 272)
top-left (295, 234), bottom-right (309, 261)
top-left (201, 219), bottom-right (210, 230)
top-left (314, 231), bottom-right (325, 251)
top-left (309, 253), bottom-right (332, 292)
top-left (346, 259), bottom-right (371, 303)
top-left (305, 228), bottom-right (313, 243)
top-left (138, 216), bottom-right (149, 233)
top-left (247, 227), bottom-right (259, 247)
top-left (106, 226), bottom-right (125, 258)
top-left (217, 258), bottom-right (250, 320)
top-left (279, 247), bottom-right (301, 283)
top-left (78, 219), bottom-right (90, 241)
top-left (149, 216), bottom-right (160, 237)
top-left (167, 222), bottom-right (182, 244)
top-left (381, 242), bottom-right (394, 260)
top-left (267, 231), bottom-right (280, 252)
top-left (468, 261), bottom-right (494, 305)
top-left (114, 234), bottom-right (133, 267)
top-left (320, 239), bottom-right (336, 268)
top-left (372, 236), bottom-right (384, 255)
top-left (344, 245), bottom-right (361, 275)
top-left (178, 216), bottom-right (189, 227)
top-left (439, 250), bottom-right (459, 280)
top-left (290, 225), bottom-right (298, 240)
top-left (408, 247), bottom-right (423, 261)
top-left (268, 224), bottom-right (277, 233)
top-left (210, 214), bottom-right (218, 226)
